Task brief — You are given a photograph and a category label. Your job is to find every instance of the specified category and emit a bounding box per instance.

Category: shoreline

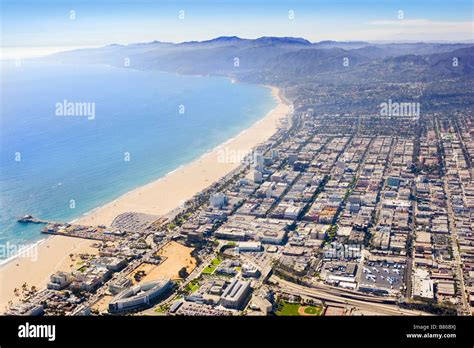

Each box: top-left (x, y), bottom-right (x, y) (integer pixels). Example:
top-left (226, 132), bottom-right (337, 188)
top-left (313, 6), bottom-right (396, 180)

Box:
top-left (0, 238), bottom-right (47, 268)
top-left (0, 84), bottom-right (291, 310)
top-left (73, 80), bottom-right (281, 223)
top-left (73, 84), bottom-right (289, 226)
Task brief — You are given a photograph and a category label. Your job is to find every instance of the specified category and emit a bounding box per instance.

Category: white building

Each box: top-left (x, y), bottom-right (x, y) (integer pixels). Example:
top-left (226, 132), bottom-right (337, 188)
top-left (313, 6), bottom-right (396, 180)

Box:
top-left (253, 152), bottom-right (264, 172)
top-left (236, 241), bottom-right (262, 252)
top-left (47, 271), bottom-right (73, 290)
top-left (242, 263), bottom-right (260, 277)
top-left (108, 279), bottom-right (172, 313)
top-left (220, 278), bottom-right (251, 309)
top-left (210, 192), bottom-right (228, 208)
top-left (251, 170), bottom-right (263, 184)
top-left (412, 269), bottom-right (434, 299)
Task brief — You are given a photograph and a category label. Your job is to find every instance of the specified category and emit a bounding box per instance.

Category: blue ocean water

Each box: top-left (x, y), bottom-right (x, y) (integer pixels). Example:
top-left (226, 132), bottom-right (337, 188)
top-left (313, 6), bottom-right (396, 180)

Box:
top-left (0, 61), bottom-right (276, 258)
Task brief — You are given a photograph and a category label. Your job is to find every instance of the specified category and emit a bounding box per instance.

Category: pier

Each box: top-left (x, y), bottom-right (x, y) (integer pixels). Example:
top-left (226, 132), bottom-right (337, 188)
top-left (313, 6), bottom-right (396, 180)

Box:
top-left (17, 215), bottom-right (128, 242)
top-left (17, 215), bottom-right (50, 224)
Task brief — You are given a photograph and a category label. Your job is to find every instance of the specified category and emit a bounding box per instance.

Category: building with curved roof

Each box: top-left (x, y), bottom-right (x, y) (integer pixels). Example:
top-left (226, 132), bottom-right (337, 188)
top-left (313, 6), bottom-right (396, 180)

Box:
top-left (108, 278), bottom-right (172, 313)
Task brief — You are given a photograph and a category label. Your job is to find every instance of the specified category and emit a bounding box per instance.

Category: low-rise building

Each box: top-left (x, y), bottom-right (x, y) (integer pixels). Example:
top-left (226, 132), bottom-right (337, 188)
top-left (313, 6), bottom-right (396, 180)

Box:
top-left (220, 278), bottom-right (252, 309)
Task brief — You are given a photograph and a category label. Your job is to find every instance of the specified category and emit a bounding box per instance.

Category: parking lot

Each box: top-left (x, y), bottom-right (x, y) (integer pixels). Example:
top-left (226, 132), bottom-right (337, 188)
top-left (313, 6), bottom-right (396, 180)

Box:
top-left (359, 260), bottom-right (405, 292)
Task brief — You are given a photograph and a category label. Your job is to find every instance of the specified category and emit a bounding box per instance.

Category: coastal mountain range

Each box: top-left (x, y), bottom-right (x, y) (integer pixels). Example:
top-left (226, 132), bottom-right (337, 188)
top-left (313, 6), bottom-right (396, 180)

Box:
top-left (49, 36), bottom-right (474, 85)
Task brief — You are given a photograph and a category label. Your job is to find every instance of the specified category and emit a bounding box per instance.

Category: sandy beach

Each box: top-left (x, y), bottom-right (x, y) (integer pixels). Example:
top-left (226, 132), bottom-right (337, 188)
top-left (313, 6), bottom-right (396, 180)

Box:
top-left (0, 85), bottom-right (290, 310)
top-left (75, 85), bottom-right (290, 226)
top-left (0, 236), bottom-right (98, 311)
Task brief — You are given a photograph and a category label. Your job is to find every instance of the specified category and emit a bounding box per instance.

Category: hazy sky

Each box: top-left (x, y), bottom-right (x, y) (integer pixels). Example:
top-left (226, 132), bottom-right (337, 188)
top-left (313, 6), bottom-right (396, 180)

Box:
top-left (2, 0), bottom-right (473, 49)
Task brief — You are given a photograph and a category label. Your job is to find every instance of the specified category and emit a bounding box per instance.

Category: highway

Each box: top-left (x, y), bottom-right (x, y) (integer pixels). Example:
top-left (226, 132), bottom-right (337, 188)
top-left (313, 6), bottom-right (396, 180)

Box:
top-left (273, 276), bottom-right (432, 316)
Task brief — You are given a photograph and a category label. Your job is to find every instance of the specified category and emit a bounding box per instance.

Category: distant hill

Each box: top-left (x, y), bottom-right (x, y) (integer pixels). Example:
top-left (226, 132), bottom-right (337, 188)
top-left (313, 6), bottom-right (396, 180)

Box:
top-left (47, 36), bottom-right (474, 85)
top-left (312, 40), bottom-right (370, 49)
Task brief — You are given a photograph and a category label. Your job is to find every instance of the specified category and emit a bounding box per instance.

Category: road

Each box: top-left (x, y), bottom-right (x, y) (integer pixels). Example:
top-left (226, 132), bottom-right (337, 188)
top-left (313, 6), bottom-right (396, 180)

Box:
top-left (443, 177), bottom-right (469, 314)
top-left (434, 117), bottom-right (470, 314)
top-left (273, 276), bottom-right (432, 316)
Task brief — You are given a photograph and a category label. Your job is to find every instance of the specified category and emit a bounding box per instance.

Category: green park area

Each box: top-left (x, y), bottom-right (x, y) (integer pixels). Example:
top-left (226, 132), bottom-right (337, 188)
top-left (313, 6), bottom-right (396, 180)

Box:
top-left (275, 301), bottom-right (322, 316)
top-left (303, 306), bottom-right (323, 315)
top-left (210, 258), bottom-right (222, 266)
top-left (185, 279), bottom-right (200, 293)
top-left (202, 258), bottom-right (222, 275)
top-left (154, 304), bottom-right (169, 313)
top-left (202, 265), bottom-right (216, 274)
top-left (275, 301), bottom-right (300, 316)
